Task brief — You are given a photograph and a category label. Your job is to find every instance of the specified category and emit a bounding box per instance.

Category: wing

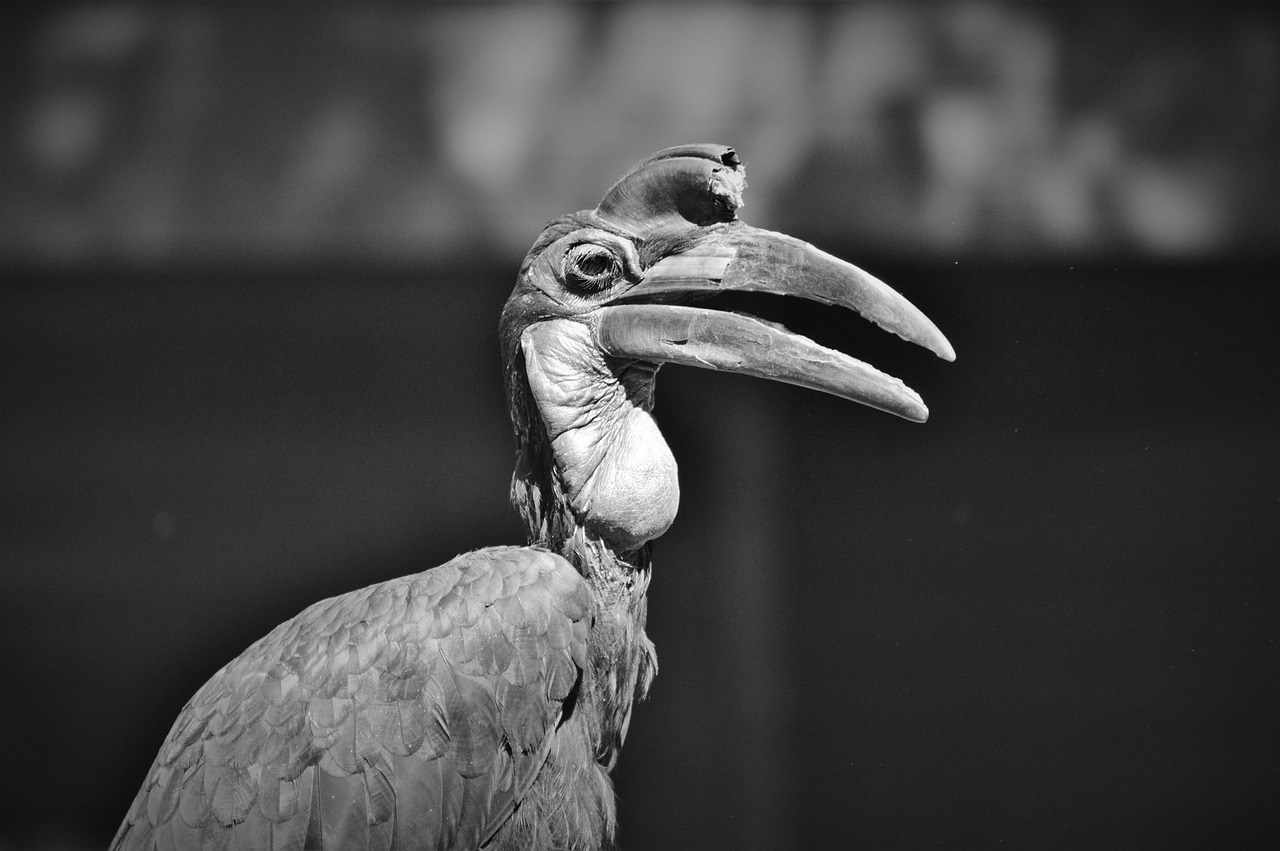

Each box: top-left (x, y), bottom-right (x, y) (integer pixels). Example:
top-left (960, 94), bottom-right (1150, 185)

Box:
top-left (111, 545), bottom-right (591, 851)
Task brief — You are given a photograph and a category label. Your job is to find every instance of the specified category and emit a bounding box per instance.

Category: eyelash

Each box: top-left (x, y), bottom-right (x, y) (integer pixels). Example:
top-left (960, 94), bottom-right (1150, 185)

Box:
top-left (563, 243), bottom-right (622, 293)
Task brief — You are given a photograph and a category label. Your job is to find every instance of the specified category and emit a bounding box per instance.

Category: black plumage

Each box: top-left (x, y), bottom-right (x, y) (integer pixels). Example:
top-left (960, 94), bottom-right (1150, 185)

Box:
top-left (115, 548), bottom-right (605, 849)
top-left (113, 144), bottom-right (951, 849)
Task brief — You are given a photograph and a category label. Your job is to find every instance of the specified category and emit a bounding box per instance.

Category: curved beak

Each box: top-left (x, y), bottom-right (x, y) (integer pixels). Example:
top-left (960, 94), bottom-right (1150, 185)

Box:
top-left (591, 222), bottom-right (954, 422)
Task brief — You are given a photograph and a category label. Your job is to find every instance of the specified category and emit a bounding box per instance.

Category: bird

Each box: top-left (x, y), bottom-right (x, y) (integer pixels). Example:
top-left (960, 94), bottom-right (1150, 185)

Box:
top-left (111, 144), bottom-right (954, 850)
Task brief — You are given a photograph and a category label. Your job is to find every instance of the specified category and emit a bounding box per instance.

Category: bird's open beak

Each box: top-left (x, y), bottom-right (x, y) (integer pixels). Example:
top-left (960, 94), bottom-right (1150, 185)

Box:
top-left (591, 221), bottom-right (954, 422)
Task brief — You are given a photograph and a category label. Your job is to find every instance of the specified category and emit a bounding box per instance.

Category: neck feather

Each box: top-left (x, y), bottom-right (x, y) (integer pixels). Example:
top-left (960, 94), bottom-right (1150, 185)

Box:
top-left (507, 370), bottom-right (657, 766)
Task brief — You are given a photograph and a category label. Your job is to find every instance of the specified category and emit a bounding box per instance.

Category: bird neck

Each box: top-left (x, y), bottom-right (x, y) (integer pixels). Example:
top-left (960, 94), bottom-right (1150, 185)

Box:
top-left (513, 319), bottom-right (679, 554)
top-left (504, 313), bottom-right (680, 553)
top-left (507, 374), bottom-right (658, 767)
top-left (504, 355), bottom-right (655, 752)
top-left (507, 364), bottom-right (653, 578)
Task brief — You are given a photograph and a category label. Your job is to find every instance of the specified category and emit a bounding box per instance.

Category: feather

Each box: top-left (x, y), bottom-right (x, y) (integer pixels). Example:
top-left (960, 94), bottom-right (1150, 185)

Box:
top-left (418, 676), bottom-right (450, 760)
top-left (254, 725), bottom-right (291, 768)
top-left (310, 598), bottom-right (345, 635)
top-left (569, 619), bottom-right (590, 669)
top-left (352, 705), bottom-right (381, 765)
top-left (464, 620), bottom-right (501, 676)
top-left (268, 766), bottom-right (313, 829)
top-left (521, 587), bottom-right (554, 635)
top-left (384, 661), bottom-right (431, 703)
top-left (122, 816), bottom-right (154, 850)
top-left (202, 730), bottom-right (231, 767)
top-left (493, 593), bottom-right (527, 629)
top-left (491, 744), bottom-right (515, 795)
top-left (261, 665), bottom-right (299, 706)
top-left (198, 818), bottom-right (233, 851)
top-left (545, 609), bottom-right (575, 651)
top-left (366, 699), bottom-right (425, 756)
top-left (227, 720), bottom-right (270, 769)
top-left (545, 649), bottom-right (579, 702)
top-left (264, 767), bottom-right (313, 851)
top-left (310, 696), bottom-right (353, 729)
top-left (362, 754), bottom-right (396, 826)
top-left (309, 770), bottom-right (368, 849)
top-left (346, 622), bottom-right (380, 676)
top-left (367, 818), bottom-right (394, 851)
top-left (391, 753), bottom-right (463, 850)
top-left (498, 560), bottom-right (528, 599)
top-left (178, 762), bottom-right (212, 828)
top-left (453, 766), bottom-right (497, 850)
top-left (542, 557), bottom-right (586, 607)
top-left (210, 765), bottom-right (258, 826)
top-left (496, 680), bottom-right (550, 753)
top-left (262, 699), bottom-right (306, 738)
top-left (440, 625), bottom-right (481, 668)
top-left (451, 591), bottom-right (485, 628)
top-left (284, 726), bottom-right (320, 776)
top-left (485, 628), bottom-right (517, 677)
top-left (504, 631), bottom-right (549, 687)
top-left (323, 633), bottom-right (352, 693)
top-left (154, 817), bottom-right (178, 851)
top-left (316, 703), bottom-right (359, 777)
top-left (169, 808), bottom-right (205, 849)
top-left (147, 764), bottom-right (181, 827)
top-left (467, 562), bottom-right (505, 600)
top-left (230, 806), bottom-right (272, 850)
top-left (162, 735), bottom-right (198, 768)
top-left (407, 576), bottom-right (453, 625)
top-left (209, 697), bottom-right (242, 741)
top-left (442, 670), bottom-right (499, 778)
top-left (268, 792), bottom-right (311, 851)
top-left (427, 604), bottom-right (454, 640)
top-left (255, 772), bottom-right (283, 823)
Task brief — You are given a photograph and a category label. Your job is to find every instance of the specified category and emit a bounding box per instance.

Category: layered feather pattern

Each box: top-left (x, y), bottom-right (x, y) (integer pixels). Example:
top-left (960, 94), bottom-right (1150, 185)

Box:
top-left (112, 546), bottom-right (591, 850)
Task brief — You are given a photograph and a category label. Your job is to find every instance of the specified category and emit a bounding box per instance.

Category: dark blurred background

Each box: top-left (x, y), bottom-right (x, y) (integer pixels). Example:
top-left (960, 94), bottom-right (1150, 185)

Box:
top-left (2, 2), bottom-right (1277, 848)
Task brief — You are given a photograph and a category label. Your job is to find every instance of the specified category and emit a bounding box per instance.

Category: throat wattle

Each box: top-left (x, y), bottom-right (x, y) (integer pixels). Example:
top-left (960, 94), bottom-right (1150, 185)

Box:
top-left (520, 320), bottom-right (680, 554)
top-left (559, 407), bottom-right (679, 552)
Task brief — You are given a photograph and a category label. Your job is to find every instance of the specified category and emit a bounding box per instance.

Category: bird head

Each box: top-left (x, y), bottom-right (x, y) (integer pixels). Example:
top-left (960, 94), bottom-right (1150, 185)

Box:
top-left (501, 144), bottom-right (954, 555)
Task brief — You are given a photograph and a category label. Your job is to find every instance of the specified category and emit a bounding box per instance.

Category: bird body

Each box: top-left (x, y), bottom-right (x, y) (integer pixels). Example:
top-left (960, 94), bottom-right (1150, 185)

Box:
top-left (114, 545), bottom-right (652, 849)
top-left (114, 144), bottom-right (952, 849)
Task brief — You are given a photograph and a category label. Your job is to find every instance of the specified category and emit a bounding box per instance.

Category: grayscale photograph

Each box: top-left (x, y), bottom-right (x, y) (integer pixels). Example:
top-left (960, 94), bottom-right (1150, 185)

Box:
top-left (1, 3), bottom-right (1276, 849)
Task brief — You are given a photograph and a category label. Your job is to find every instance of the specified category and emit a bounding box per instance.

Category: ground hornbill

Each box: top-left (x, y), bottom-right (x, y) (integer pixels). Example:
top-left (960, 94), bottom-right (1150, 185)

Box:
top-left (113, 144), bottom-right (954, 849)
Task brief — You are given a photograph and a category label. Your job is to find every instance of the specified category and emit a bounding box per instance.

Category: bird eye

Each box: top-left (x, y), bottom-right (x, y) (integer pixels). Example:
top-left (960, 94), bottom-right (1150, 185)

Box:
top-left (563, 243), bottom-right (622, 293)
